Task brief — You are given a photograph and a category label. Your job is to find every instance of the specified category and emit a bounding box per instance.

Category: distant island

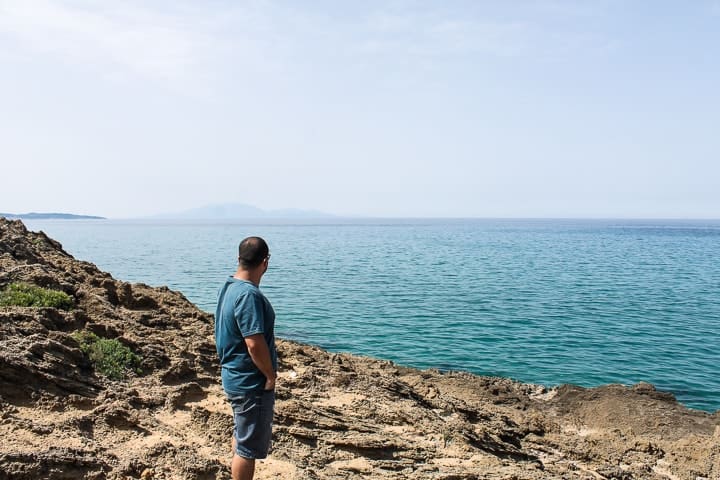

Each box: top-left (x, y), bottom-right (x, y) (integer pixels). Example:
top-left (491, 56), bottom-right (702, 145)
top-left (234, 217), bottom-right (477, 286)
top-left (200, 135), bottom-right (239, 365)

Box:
top-left (0, 212), bottom-right (106, 220)
top-left (150, 202), bottom-right (334, 220)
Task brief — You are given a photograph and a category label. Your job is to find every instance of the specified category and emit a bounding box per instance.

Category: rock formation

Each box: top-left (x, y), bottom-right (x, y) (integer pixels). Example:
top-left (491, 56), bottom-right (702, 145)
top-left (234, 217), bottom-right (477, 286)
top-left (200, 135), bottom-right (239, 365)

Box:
top-left (0, 218), bottom-right (717, 479)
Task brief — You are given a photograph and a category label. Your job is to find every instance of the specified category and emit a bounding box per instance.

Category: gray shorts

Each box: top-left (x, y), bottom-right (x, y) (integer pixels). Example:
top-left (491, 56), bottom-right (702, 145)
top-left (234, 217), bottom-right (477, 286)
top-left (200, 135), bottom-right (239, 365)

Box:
top-left (229, 389), bottom-right (275, 459)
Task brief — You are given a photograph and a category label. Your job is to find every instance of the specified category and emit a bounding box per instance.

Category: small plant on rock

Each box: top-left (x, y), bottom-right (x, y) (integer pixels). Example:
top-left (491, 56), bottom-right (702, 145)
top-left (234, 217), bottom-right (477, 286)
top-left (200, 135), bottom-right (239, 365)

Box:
top-left (0, 282), bottom-right (73, 310)
top-left (71, 331), bottom-right (142, 380)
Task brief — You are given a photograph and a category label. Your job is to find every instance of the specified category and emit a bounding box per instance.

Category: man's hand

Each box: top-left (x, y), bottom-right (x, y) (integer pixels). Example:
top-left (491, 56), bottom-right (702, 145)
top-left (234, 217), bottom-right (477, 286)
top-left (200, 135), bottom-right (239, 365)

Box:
top-left (264, 376), bottom-right (276, 391)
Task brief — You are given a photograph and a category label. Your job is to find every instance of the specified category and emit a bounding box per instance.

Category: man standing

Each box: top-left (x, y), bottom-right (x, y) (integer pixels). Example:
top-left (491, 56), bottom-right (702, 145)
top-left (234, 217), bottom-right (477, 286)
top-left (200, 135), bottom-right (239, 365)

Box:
top-left (215, 236), bottom-right (277, 480)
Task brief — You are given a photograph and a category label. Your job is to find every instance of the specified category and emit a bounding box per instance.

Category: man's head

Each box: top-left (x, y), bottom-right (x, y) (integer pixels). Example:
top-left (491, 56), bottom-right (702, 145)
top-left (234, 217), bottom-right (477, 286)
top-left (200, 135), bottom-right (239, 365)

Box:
top-left (238, 236), bottom-right (270, 271)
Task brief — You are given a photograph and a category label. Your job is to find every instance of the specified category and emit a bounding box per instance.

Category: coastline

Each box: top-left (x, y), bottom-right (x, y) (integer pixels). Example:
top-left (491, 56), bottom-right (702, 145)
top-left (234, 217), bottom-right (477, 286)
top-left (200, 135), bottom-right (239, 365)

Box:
top-left (1, 217), bottom-right (718, 479)
top-left (20, 216), bottom-right (720, 414)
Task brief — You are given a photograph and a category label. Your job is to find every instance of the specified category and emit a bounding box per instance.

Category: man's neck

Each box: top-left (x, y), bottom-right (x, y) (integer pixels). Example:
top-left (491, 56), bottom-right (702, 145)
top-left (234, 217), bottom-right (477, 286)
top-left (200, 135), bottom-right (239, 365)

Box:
top-left (233, 267), bottom-right (261, 286)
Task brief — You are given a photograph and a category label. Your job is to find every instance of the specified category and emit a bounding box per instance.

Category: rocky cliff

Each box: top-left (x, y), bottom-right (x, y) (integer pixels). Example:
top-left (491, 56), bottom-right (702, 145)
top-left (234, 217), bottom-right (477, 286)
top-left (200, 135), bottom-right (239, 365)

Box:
top-left (0, 218), bottom-right (717, 480)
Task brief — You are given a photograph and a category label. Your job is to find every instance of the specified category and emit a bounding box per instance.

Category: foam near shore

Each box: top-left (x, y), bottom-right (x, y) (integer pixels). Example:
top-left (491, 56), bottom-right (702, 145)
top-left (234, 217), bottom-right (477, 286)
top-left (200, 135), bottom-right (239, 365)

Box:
top-left (0, 218), bottom-right (718, 479)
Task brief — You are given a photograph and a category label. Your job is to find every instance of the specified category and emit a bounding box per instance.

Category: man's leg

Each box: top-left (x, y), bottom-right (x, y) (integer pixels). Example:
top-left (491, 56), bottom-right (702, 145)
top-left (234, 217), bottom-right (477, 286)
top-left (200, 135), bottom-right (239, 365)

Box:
top-left (231, 437), bottom-right (255, 480)
top-left (229, 390), bottom-right (273, 479)
top-left (231, 454), bottom-right (255, 480)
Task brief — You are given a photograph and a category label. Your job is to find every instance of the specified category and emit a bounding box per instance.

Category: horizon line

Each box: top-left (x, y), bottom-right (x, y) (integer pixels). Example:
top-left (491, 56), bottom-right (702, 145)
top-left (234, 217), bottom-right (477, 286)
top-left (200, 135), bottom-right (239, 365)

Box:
top-left (29, 215), bottom-right (720, 222)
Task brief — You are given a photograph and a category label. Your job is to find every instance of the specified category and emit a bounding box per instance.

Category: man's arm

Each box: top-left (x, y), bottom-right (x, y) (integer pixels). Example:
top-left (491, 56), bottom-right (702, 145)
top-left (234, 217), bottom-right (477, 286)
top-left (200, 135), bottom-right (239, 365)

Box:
top-left (244, 334), bottom-right (277, 390)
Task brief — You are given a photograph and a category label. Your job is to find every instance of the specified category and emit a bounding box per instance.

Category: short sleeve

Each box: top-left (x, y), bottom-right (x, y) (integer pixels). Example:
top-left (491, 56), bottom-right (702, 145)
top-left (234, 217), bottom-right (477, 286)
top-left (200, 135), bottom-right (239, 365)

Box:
top-left (233, 291), bottom-right (266, 337)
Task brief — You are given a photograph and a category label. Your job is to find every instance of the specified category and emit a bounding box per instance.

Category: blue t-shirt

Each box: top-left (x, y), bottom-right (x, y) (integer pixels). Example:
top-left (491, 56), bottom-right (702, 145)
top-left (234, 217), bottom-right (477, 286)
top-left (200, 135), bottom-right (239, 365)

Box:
top-left (215, 277), bottom-right (277, 394)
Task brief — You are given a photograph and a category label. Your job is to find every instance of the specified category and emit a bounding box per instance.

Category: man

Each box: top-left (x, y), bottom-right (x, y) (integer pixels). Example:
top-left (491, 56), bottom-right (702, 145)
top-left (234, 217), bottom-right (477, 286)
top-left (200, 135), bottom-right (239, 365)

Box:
top-left (215, 236), bottom-right (277, 480)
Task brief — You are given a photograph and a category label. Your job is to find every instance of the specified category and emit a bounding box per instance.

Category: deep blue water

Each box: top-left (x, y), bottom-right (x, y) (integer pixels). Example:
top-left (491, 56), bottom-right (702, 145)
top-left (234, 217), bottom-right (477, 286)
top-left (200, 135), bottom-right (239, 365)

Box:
top-left (22, 218), bottom-right (720, 412)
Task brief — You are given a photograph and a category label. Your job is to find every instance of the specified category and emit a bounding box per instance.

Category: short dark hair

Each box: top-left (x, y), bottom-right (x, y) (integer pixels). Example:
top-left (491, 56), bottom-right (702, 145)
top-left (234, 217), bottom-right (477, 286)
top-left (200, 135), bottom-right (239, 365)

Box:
top-left (238, 236), bottom-right (269, 269)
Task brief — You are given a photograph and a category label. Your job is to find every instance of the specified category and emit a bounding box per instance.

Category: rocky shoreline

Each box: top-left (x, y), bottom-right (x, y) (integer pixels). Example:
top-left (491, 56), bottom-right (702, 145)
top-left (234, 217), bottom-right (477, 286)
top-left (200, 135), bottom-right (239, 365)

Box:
top-left (0, 218), bottom-right (718, 479)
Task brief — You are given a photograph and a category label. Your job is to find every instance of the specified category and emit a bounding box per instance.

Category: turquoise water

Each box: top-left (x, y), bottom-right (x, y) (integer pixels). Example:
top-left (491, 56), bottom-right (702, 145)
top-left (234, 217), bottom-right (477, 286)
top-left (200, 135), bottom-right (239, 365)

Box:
top-left (23, 218), bottom-right (720, 412)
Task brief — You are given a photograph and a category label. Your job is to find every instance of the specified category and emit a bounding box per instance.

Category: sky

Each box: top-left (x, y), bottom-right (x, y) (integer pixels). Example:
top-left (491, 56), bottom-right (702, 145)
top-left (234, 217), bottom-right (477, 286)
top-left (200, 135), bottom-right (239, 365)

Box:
top-left (1, 0), bottom-right (718, 219)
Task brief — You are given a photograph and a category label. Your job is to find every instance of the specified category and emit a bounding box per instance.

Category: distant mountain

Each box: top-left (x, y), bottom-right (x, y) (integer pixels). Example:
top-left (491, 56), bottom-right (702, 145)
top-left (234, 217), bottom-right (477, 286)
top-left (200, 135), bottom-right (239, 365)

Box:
top-left (0, 212), bottom-right (106, 220)
top-left (151, 203), bottom-right (334, 219)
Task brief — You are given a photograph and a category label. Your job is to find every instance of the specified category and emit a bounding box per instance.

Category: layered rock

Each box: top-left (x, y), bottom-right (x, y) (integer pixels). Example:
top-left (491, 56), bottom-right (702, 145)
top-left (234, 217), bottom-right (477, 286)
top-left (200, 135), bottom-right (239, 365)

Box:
top-left (0, 218), bottom-right (717, 479)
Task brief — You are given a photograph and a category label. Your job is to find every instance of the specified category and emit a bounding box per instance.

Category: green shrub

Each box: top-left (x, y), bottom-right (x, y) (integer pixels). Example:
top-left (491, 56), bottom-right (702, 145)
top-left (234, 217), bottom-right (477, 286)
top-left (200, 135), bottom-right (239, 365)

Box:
top-left (71, 331), bottom-right (142, 380)
top-left (0, 283), bottom-right (73, 310)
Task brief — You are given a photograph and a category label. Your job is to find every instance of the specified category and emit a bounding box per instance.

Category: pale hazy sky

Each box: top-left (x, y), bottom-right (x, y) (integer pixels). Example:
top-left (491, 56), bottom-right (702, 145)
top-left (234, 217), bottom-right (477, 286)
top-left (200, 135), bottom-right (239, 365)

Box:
top-left (1, 1), bottom-right (718, 218)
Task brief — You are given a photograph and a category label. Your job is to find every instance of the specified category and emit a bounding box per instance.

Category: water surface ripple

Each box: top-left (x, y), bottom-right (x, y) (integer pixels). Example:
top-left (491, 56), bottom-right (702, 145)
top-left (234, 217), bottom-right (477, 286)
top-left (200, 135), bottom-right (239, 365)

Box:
top-left (24, 218), bottom-right (720, 412)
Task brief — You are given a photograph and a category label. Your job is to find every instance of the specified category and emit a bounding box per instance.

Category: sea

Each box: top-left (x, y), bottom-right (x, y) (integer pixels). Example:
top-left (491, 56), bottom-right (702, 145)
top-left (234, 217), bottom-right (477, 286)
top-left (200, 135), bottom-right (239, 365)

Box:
top-left (22, 218), bottom-right (720, 413)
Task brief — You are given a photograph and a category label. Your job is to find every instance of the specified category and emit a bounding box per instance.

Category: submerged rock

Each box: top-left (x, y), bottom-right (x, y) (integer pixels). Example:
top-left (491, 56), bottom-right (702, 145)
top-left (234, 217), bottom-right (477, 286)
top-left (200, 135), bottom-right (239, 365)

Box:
top-left (0, 218), bottom-right (718, 479)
